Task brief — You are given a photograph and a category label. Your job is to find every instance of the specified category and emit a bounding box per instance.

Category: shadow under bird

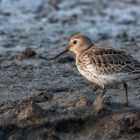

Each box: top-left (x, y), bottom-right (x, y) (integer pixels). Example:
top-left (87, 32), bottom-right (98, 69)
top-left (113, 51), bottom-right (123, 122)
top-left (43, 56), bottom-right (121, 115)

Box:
top-left (51, 34), bottom-right (140, 105)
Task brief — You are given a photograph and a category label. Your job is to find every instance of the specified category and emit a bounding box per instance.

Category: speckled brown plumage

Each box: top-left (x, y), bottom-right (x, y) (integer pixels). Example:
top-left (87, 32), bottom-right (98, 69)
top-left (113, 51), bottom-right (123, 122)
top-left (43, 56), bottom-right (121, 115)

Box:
top-left (77, 45), bottom-right (140, 75)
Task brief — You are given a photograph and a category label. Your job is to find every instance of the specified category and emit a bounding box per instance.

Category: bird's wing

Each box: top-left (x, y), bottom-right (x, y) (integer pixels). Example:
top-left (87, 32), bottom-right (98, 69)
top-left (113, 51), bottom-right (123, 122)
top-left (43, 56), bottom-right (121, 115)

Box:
top-left (84, 46), bottom-right (140, 75)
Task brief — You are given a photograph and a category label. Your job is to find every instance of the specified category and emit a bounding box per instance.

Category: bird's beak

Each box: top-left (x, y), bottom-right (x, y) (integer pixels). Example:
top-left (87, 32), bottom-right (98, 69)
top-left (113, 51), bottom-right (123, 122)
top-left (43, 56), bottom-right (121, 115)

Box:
top-left (49, 48), bottom-right (69, 60)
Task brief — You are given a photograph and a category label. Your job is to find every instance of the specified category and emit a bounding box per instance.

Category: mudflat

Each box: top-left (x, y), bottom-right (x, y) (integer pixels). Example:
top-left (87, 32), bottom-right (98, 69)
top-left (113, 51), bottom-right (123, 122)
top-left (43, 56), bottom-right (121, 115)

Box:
top-left (0, 0), bottom-right (140, 139)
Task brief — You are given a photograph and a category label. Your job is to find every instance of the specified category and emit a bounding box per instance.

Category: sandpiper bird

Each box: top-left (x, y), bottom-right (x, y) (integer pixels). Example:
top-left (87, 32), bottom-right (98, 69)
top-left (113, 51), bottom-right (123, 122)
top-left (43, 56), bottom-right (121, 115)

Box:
top-left (52, 34), bottom-right (140, 105)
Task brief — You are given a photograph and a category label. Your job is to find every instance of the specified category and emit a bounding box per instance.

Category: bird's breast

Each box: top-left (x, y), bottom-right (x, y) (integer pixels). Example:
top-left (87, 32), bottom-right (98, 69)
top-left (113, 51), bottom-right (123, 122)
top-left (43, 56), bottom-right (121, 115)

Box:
top-left (76, 60), bottom-right (122, 87)
top-left (76, 60), bottom-right (100, 84)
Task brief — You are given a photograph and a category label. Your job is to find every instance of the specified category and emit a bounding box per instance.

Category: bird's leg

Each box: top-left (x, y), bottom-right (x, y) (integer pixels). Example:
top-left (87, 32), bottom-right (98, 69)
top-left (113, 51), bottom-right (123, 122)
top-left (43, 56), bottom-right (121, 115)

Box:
top-left (123, 82), bottom-right (128, 106)
top-left (94, 87), bottom-right (107, 112)
top-left (99, 87), bottom-right (106, 97)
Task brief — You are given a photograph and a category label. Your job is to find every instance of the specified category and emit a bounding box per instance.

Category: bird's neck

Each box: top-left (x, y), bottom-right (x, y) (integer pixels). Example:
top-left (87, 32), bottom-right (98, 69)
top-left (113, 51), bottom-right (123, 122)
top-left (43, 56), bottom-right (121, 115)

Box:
top-left (75, 49), bottom-right (86, 59)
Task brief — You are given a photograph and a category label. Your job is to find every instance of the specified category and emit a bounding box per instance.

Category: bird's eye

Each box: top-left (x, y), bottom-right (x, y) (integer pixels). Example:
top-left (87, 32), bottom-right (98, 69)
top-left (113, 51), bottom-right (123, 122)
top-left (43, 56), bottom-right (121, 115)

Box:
top-left (73, 40), bottom-right (77, 45)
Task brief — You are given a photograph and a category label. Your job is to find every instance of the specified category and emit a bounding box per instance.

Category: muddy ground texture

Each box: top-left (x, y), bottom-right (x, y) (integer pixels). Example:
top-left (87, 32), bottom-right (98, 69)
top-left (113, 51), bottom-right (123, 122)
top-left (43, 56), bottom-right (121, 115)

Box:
top-left (0, 0), bottom-right (140, 140)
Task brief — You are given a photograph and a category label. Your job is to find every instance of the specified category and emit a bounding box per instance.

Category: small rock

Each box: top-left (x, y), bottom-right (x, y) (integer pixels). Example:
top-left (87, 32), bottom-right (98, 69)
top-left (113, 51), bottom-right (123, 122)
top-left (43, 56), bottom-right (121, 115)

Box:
top-left (19, 47), bottom-right (36, 59)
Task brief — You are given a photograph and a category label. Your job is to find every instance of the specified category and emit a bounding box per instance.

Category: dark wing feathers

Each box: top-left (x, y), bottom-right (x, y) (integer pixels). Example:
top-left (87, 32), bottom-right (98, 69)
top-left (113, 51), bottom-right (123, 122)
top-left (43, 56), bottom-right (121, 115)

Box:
top-left (89, 46), bottom-right (140, 74)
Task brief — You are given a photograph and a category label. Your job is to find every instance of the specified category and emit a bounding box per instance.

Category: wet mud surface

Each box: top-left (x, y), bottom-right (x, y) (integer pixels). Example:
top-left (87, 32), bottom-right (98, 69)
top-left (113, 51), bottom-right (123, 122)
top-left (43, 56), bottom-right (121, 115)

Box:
top-left (0, 0), bottom-right (140, 139)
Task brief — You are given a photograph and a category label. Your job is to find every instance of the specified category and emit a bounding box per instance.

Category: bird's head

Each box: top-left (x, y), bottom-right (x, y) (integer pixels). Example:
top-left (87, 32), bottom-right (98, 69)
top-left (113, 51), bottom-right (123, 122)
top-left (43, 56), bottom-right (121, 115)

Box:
top-left (68, 34), bottom-right (92, 55)
top-left (51, 34), bottom-right (92, 59)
